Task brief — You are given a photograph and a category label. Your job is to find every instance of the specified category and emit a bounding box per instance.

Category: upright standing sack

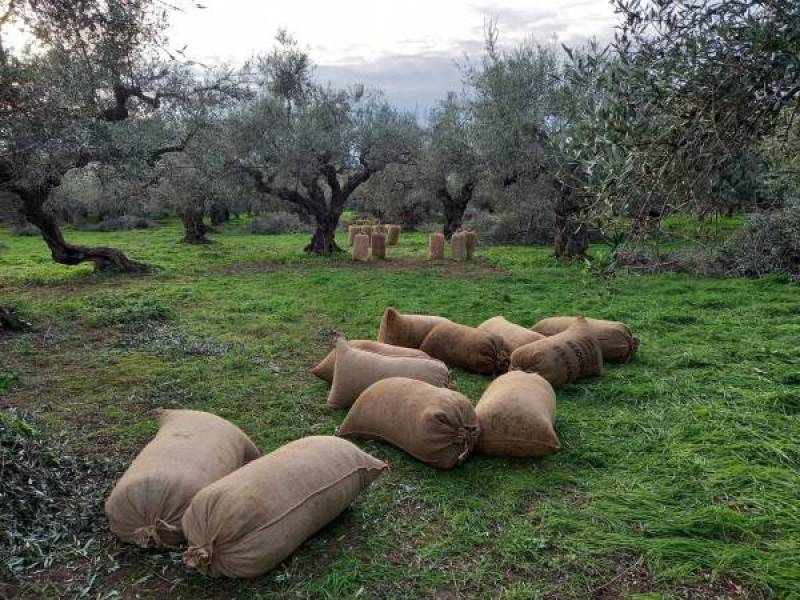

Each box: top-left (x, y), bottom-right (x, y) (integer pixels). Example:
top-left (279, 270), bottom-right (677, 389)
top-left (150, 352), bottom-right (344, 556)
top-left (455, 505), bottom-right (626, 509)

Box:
top-left (352, 234), bottom-right (369, 262)
top-left (377, 307), bottom-right (451, 348)
top-left (476, 371), bottom-right (560, 457)
top-left (105, 410), bottom-right (260, 548)
top-left (532, 316), bottom-right (639, 363)
top-left (347, 225), bottom-right (359, 247)
top-left (465, 231), bottom-right (478, 259)
top-left (478, 316), bottom-right (546, 351)
top-left (371, 232), bottom-right (387, 259)
top-left (327, 339), bottom-right (450, 409)
top-left (338, 378), bottom-right (480, 469)
top-left (429, 233), bottom-right (445, 259)
top-left (511, 317), bottom-right (603, 388)
top-left (420, 321), bottom-right (510, 375)
top-left (182, 436), bottom-right (386, 578)
top-left (451, 231), bottom-right (467, 261)
top-left (387, 224), bottom-right (401, 245)
top-left (311, 340), bottom-right (432, 384)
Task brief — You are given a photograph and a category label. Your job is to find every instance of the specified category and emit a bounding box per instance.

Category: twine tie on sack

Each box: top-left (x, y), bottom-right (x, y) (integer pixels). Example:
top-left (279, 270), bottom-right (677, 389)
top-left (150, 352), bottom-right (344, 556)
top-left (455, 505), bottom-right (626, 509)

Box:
top-left (132, 519), bottom-right (177, 548)
top-left (456, 425), bottom-right (480, 463)
top-left (183, 545), bottom-right (213, 574)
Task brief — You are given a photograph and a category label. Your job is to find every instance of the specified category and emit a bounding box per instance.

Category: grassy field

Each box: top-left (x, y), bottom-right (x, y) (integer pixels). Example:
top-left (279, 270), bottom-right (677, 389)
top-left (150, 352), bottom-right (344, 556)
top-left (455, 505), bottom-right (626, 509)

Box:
top-left (1, 221), bottom-right (799, 599)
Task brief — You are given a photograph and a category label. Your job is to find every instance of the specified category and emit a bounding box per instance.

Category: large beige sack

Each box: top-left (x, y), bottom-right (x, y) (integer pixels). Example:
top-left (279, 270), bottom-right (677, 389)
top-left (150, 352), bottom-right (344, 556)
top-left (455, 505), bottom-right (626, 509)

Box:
top-left (327, 339), bottom-right (450, 409)
top-left (420, 321), bottom-right (510, 375)
top-left (387, 224), bottom-right (401, 245)
top-left (182, 436), bottom-right (386, 578)
top-left (532, 316), bottom-right (640, 363)
top-left (338, 378), bottom-right (479, 469)
top-left (105, 410), bottom-right (259, 548)
top-left (465, 231), bottom-right (478, 259)
top-left (311, 340), bottom-right (432, 384)
top-left (359, 225), bottom-right (373, 244)
top-left (429, 233), bottom-right (445, 259)
top-left (371, 232), bottom-right (386, 259)
top-left (371, 224), bottom-right (386, 235)
top-left (511, 317), bottom-right (603, 388)
top-left (347, 225), bottom-right (359, 247)
top-left (452, 231), bottom-right (467, 261)
top-left (377, 307), bottom-right (451, 348)
top-left (352, 234), bottom-right (369, 262)
top-left (476, 371), bottom-right (560, 457)
top-left (478, 316), bottom-right (546, 351)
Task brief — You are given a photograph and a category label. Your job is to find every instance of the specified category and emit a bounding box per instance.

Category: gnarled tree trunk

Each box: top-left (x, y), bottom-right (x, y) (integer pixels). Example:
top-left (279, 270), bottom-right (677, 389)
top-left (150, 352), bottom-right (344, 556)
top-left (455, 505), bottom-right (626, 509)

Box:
top-left (553, 179), bottom-right (589, 259)
top-left (180, 208), bottom-right (209, 244)
top-left (304, 213), bottom-right (342, 255)
top-left (18, 187), bottom-right (148, 273)
top-left (438, 181), bottom-right (474, 240)
top-left (209, 203), bottom-right (229, 226)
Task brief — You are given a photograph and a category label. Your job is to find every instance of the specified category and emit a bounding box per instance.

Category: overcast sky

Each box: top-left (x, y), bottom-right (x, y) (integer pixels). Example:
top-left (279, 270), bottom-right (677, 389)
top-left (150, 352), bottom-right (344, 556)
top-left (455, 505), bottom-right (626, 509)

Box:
top-left (167, 0), bottom-right (618, 119)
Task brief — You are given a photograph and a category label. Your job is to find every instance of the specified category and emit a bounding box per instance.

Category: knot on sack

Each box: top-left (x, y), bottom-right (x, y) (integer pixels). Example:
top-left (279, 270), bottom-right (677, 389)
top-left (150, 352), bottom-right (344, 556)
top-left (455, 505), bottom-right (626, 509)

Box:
top-left (494, 348), bottom-right (511, 376)
top-left (456, 425), bottom-right (480, 463)
top-left (183, 545), bottom-right (213, 574)
top-left (132, 519), bottom-right (178, 549)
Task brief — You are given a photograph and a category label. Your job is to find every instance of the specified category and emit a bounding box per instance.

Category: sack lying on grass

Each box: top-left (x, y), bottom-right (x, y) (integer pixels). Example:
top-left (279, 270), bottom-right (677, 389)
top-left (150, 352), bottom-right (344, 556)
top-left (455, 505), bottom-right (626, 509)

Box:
top-left (338, 377), bottom-right (479, 469)
top-left (372, 232), bottom-right (387, 259)
top-left (532, 316), bottom-right (640, 363)
top-left (478, 316), bottom-right (546, 352)
top-left (182, 436), bottom-right (386, 578)
top-left (511, 317), bottom-right (602, 388)
top-left (476, 371), bottom-right (559, 457)
top-left (347, 225), bottom-right (359, 247)
top-left (377, 307), bottom-right (451, 349)
top-left (420, 321), bottom-right (510, 375)
top-left (387, 225), bottom-right (400, 245)
top-left (327, 339), bottom-right (450, 409)
top-left (452, 231), bottom-right (467, 261)
top-left (429, 233), bottom-right (445, 259)
top-left (465, 231), bottom-right (478, 259)
top-left (105, 409), bottom-right (259, 549)
top-left (311, 340), bottom-right (431, 384)
top-left (353, 234), bottom-right (369, 262)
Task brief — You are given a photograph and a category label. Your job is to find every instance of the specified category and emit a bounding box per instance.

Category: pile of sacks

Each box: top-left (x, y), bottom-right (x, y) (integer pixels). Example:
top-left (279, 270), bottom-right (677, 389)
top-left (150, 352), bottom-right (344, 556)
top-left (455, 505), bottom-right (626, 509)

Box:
top-left (105, 410), bottom-right (386, 578)
top-left (312, 307), bottom-right (639, 469)
top-left (348, 222), bottom-right (401, 262)
top-left (429, 229), bottom-right (478, 261)
top-left (106, 307), bottom-right (638, 580)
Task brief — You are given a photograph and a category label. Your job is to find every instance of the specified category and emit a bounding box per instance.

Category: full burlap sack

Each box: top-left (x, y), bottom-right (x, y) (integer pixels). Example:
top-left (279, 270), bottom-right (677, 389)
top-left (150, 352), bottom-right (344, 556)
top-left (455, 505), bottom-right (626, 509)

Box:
top-left (452, 231), bottom-right (467, 261)
top-left (429, 233), bottom-right (445, 259)
top-left (352, 234), bottom-right (369, 262)
top-left (377, 307), bottom-right (452, 348)
top-left (371, 232), bottom-right (386, 259)
top-left (311, 340), bottom-right (431, 383)
top-left (105, 410), bottom-right (259, 548)
top-left (182, 436), bottom-right (386, 578)
top-left (420, 321), bottom-right (510, 375)
top-left (371, 224), bottom-right (386, 235)
top-left (347, 225), bottom-right (359, 247)
top-left (532, 316), bottom-right (640, 363)
top-left (478, 316), bottom-right (546, 352)
top-left (476, 371), bottom-right (560, 457)
top-left (359, 225), bottom-right (373, 245)
top-left (387, 224), bottom-right (400, 245)
top-left (511, 317), bottom-right (603, 388)
top-left (327, 339), bottom-right (450, 409)
top-left (465, 231), bottom-right (478, 259)
top-left (338, 378), bottom-right (479, 469)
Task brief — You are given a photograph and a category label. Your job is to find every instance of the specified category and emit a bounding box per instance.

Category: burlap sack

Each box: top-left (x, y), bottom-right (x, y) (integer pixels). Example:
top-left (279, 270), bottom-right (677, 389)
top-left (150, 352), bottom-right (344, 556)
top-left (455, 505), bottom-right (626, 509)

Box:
top-left (105, 410), bottom-right (259, 548)
top-left (359, 225), bottom-right (373, 244)
top-left (420, 321), bottom-right (510, 375)
top-left (377, 307), bottom-right (451, 348)
top-left (465, 231), bottom-right (478, 259)
top-left (352, 234), bottom-right (369, 262)
top-left (347, 225), bottom-right (359, 247)
top-left (511, 317), bottom-right (603, 388)
top-left (387, 224), bottom-right (400, 245)
top-left (476, 371), bottom-right (560, 457)
top-left (429, 233), bottom-right (445, 259)
top-left (478, 316), bottom-right (546, 352)
top-left (182, 436), bottom-right (386, 578)
top-left (311, 340), bottom-right (431, 384)
top-left (371, 232), bottom-right (386, 259)
top-left (532, 316), bottom-right (640, 363)
top-left (327, 339), bottom-right (450, 409)
top-left (452, 231), bottom-right (467, 261)
top-left (338, 378), bottom-right (479, 469)
top-left (371, 224), bottom-right (386, 235)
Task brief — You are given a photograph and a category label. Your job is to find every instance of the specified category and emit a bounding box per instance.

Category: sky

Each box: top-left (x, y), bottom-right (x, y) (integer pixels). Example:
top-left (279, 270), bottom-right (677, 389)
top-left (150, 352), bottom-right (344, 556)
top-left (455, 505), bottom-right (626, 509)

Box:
top-left (3, 0), bottom-right (618, 119)
top-left (166, 0), bottom-right (618, 119)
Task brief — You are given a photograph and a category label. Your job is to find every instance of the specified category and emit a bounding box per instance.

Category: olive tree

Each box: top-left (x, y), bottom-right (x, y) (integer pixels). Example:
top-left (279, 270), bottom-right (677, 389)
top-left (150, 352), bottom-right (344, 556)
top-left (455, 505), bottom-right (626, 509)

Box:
top-left (232, 33), bottom-right (421, 255)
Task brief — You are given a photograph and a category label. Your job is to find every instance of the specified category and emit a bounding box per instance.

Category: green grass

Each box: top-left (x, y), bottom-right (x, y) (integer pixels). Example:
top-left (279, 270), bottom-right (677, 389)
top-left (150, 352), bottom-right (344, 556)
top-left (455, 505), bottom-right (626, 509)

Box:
top-left (1, 220), bottom-right (799, 598)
